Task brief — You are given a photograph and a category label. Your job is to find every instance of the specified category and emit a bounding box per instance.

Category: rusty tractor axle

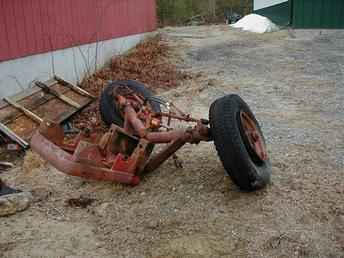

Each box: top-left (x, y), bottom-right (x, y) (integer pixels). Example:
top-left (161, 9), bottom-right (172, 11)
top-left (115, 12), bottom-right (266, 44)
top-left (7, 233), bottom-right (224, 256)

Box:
top-left (31, 80), bottom-right (271, 191)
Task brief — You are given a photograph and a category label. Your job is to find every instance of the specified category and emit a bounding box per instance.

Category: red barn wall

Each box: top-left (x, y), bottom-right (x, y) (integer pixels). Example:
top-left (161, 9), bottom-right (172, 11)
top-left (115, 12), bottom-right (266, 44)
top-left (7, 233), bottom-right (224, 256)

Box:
top-left (0, 0), bottom-right (157, 62)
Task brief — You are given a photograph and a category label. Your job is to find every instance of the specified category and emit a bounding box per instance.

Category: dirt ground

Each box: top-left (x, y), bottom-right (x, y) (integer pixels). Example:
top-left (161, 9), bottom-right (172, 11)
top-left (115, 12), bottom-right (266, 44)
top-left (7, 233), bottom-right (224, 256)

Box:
top-left (1, 25), bottom-right (343, 258)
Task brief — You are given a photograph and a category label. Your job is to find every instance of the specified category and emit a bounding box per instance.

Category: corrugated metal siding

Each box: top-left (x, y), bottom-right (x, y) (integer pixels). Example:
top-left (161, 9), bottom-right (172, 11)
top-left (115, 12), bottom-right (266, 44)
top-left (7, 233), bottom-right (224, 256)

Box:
top-left (292, 0), bottom-right (344, 28)
top-left (0, 0), bottom-right (156, 62)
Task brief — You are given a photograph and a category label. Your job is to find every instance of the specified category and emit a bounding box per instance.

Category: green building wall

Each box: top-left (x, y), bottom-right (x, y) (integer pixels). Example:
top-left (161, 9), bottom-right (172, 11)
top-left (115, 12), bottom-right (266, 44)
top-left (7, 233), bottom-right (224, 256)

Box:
top-left (254, 1), bottom-right (291, 26)
top-left (254, 0), bottom-right (344, 28)
top-left (292, 0), bottom-right (344, 28)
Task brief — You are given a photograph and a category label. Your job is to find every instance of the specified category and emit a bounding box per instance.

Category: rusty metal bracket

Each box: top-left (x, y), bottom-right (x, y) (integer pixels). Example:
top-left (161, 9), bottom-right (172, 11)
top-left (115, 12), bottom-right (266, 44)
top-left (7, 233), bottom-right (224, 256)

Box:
top-left (31, 128), bottom-right (140, 185)
top-left (54, 75), bottom-right (96, 99)
top-left (0, 75), bottom-right (95, 148)
top-left (4, 97), bottom-right (43, 124)
top-left (35, 81), bottom-right (82, 109)
top-left (0, 122), bottom-right (29, 149)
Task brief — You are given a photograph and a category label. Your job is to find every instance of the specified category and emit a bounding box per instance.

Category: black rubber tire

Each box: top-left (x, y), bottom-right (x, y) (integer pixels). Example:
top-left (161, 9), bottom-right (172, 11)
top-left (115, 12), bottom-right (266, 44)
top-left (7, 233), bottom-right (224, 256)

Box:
top-left (209, 94), bottom-right (271, 191)
top-left (100, 80), bottom-right (161, 127)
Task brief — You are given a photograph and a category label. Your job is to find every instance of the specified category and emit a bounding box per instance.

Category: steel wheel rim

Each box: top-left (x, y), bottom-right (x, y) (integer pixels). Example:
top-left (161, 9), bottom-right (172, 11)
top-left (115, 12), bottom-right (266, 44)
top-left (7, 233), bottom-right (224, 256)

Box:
top-left (239, 111), bottom-right (268, 162)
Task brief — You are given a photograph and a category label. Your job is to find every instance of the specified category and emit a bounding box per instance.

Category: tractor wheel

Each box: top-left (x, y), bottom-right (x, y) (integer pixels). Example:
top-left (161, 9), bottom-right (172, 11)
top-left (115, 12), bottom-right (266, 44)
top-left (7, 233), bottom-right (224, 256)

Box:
top-left (100, 80), bottom-right (161, 127)
top-left (209, 94), bottom-right (271, 191)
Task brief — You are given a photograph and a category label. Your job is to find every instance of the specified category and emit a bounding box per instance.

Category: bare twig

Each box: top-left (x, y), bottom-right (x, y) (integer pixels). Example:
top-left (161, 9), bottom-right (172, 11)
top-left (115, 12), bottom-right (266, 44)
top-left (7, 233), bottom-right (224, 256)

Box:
top-left (48, 36), bottom-right (56, 76)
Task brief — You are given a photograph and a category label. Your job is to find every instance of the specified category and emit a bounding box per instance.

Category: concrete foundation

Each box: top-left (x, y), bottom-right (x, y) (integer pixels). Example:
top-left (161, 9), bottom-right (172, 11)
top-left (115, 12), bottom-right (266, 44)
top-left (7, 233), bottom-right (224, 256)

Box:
top-left (0, 33), bottom-right (149, 98)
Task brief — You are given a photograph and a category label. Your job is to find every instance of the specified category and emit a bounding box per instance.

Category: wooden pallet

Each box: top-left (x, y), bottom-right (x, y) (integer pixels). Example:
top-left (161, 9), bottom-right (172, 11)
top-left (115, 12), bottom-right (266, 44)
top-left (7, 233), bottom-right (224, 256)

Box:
top-left (0, 75), bottom-right (95, 149)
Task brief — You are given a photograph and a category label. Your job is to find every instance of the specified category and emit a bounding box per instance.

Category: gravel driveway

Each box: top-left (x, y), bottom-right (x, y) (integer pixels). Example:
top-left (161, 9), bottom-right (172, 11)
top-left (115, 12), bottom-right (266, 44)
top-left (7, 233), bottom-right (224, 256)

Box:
top-left (1, 25), bottom-right (343, 258)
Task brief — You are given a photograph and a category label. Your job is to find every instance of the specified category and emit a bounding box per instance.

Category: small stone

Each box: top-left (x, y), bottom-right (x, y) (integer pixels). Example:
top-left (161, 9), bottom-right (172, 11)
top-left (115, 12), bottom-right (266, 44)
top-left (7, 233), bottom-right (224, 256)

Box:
top-left (300, 233), bottom-right (307, 242)
top-left (207, 79), bottom-right (216, 86)
top-left (32, 188), bottom-right (52, 203)
top-left (218, 209), bottom-right (225, 214)
top-left (147, 220), bottom-right (159, 229)
top-left (198, 85), bottom-right (208, 92)
top-left (94, 202), bottom-right (110, 217)
top-left (0, 191), bottom-right (32, 217)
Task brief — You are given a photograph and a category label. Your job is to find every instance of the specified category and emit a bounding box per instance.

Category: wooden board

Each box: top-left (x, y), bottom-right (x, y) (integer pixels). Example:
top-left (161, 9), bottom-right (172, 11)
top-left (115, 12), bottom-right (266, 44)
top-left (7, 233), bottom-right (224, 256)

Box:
top-left (0, 76), bottom-right (95, 146)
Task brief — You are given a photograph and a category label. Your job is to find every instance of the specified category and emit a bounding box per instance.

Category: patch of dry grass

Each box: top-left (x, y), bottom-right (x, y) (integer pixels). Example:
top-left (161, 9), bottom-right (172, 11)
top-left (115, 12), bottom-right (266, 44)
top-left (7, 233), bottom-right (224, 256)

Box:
top-left (22, 151), bottom-right (47, 173)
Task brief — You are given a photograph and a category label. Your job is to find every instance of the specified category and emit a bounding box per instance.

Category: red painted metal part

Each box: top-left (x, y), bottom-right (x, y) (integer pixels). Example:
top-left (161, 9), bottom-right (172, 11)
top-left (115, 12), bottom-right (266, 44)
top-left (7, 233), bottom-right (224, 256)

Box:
top-left (144, 138), bottom-right (186, 173)
top-left (31, 131), bottom-right (140, 185)
top-left (0, 0), bottom-right (157, 61)
top-left (30, 85), bottom-right (212, 185)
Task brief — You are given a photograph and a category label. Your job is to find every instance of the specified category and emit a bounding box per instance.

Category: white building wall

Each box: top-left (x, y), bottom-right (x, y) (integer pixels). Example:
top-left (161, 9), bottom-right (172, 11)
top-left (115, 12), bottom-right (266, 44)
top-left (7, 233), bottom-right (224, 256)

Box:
top-left (254, 0), bottom-right (288, 10)
top-left (0, 33), bottom-right (150, 98)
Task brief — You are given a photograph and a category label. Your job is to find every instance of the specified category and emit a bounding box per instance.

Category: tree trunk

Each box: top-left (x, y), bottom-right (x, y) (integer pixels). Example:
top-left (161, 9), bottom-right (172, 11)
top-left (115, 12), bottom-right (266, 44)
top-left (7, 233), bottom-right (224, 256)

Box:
top-left (208, 0), bottom-right (216, 19)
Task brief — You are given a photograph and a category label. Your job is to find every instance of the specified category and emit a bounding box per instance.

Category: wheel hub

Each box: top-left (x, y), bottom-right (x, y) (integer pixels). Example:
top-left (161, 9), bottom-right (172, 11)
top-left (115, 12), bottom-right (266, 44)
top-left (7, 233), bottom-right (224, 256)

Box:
top-left (240, 112), bottom-right (268, 162)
